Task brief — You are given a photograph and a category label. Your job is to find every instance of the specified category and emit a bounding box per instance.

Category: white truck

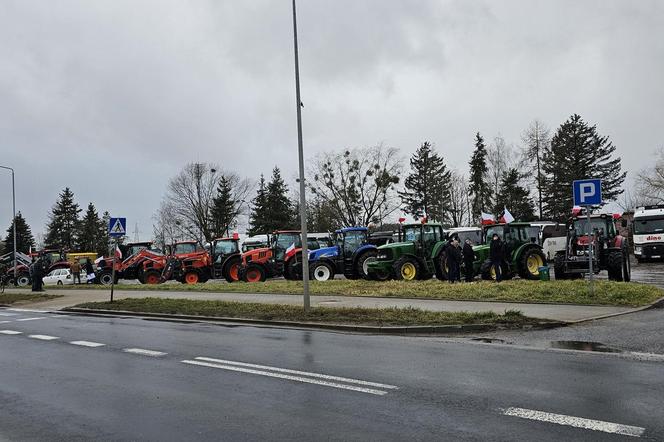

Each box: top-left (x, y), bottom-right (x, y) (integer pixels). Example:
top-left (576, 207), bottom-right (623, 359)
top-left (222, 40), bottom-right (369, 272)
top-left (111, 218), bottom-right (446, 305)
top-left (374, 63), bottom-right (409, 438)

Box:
top-left (633, 205), bottom-right (664, 262)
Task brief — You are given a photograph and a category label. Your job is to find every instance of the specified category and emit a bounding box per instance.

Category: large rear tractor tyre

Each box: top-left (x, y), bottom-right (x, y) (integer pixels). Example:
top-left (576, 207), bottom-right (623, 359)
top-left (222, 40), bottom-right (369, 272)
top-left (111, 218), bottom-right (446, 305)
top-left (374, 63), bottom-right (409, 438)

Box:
top-left (223, 256), bottom-right (242, 283)
top-left (98, 271), bottom-right (115, 286)
top-left (607, 250), bottom-right (624, 282)
top-left (356, 250), bottom-right (377, 280)
top-left (434, 250), bottom-right (449, 281)
top-left (142, 270), bottom-right (162, 285)
top-left (15, 273), bottom-right (31, 287)
top-left (553, 254), bottom-right (568, 280)
top-left (480, 260), bottom-right (498, 281)
top-left (183, 271), bottom-right (200, 285)
top-left (311, 261), bottom-right (334, 282)
top-left (393, 257), bottom-right (420, 281)
top-left (286, 258), bottom-right (303, 281)
top-left (243, 264), bottom-right (267, 282)
top-left (519, 248), bottom-right (546, 280)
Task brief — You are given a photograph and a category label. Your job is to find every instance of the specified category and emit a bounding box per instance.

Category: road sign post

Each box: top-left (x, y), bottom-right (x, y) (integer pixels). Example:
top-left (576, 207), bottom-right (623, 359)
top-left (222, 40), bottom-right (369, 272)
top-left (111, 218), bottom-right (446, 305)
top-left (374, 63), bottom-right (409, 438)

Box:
top-left (573, 179), bottom-right (602, 296)
top-left (108, 217), bottom-right (126, 303)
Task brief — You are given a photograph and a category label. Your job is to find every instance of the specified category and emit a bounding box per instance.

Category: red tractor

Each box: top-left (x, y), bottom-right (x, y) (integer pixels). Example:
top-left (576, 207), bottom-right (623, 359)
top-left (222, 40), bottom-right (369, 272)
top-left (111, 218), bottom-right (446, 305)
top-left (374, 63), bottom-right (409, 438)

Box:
top-left (96, 248), bottom-right (167, 285)
top-left (238, 231), bottom-right (319, 282)
top-left (553, 212), bottom-right (631, 281)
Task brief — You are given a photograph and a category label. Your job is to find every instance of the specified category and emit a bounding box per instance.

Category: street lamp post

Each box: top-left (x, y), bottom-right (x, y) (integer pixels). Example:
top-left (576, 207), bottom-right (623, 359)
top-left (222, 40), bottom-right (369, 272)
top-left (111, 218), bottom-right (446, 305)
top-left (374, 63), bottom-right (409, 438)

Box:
top-left (291, 0), bottom-right (310, 312)
top-left (0, 165), bottom-right (16, 286)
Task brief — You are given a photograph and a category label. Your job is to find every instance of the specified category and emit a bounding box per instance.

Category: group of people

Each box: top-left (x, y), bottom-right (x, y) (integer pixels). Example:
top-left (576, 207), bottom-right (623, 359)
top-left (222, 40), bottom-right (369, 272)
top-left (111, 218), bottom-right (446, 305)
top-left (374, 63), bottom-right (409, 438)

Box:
top-left (445, 233), bottom-right (506, 283)
top-left (29, 256), bottom-right (96, 291)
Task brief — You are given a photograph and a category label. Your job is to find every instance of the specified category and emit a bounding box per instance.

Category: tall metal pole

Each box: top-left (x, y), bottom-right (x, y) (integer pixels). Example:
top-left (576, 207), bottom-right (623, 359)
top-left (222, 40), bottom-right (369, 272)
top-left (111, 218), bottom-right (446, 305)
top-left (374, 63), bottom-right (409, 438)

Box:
top-left (291, 0), bottom-right (310, 312)
top-left (586, 207), bottom-right (594, 296)
top-left (0, 166), bottom-right (16, 285)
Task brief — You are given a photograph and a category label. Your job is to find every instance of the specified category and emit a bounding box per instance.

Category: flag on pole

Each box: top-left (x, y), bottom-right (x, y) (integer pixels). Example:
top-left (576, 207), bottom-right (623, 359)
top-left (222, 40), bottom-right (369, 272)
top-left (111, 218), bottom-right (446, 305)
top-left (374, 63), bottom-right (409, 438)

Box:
top-left (114, 245), bottom-right (123, 260)
top-left (481, 212), bottom-right (495, 226)
top-left (500, 207), bottom-right (515, 224)
top-left (286, 242), bottom-right (296, 255)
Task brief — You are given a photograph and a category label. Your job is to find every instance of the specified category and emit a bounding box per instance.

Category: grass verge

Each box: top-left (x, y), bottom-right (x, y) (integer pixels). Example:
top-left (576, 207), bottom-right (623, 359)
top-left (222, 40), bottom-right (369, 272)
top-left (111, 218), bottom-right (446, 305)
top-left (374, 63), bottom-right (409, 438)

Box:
top-left (0, 293), bottom-right (61, 305)
top-left (74, 298), bottom-right (537, 327)
top-left (56, 279), bottom-right (663, 307)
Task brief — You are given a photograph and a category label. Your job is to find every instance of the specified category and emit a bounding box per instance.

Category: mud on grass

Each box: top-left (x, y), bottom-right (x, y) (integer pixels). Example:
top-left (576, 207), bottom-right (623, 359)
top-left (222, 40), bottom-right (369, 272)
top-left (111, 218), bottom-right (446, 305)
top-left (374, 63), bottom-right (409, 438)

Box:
top-left (58, 279), bottom-right (663, 307)
top-left (75, 298), bottom-right (535, 327)
top-left (0, 293), bottom-right (61, 305)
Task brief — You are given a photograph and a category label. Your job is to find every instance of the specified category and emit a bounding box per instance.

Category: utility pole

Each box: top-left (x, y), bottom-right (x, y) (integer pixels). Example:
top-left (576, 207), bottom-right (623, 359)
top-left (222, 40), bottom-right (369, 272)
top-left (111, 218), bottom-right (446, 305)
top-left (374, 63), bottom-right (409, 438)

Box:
top-left (291, 0), bottom-right (310, 312)
top-left (0, 166), bottom-right (16, 285)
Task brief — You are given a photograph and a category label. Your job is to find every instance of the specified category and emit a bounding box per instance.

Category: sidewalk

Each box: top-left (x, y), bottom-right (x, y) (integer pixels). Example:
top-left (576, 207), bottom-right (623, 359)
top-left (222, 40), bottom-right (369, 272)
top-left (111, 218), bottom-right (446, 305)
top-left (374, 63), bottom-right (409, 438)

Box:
top-left (5, 288), bottom-right (643, 323)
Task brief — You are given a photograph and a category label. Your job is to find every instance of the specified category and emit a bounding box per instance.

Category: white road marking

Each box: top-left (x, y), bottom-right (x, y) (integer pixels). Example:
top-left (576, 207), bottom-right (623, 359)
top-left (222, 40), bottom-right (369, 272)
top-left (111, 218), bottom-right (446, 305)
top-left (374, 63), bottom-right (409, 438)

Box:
top-left (28, 334), bottom-right (59, 341)
top-left (182, 359), bottom-right (390, 396)
top-left (70, 341), bottom-right (105, 348)
top-left (195, 357), bottom-right (398, 390)
top-left (0, 321), bottom-right (10, 324)
top-left (123, 348), bottom-right (167, 357)
top-left (502, 407), bottom-right (645, 438)
top-left (15, 317), bottom-right (46, 322)
top-left (0, 312), bottom-right (18, 316)
top-left (8, 308), bottom-right (48, 313)
top-left (0, 330), bottom-right (22, 335)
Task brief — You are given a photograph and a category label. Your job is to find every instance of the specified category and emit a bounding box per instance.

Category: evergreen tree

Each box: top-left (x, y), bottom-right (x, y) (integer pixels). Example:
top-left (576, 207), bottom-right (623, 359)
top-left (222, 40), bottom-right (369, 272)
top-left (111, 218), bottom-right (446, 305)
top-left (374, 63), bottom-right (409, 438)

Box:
top-left (4, 212), bottom-right (35, 253)
top-left (468, 133), bottom-right (492, 221)
top-left (248, 175), bottom-right (269, 236)
top-left (44, 187), bottom-right (81, 249)
top-left (98, 211), bottom-right (111, 255)
top-left (542, 114), bottom-right (626, 220)
top-left (77, 203), bottom-right (108, 255)
top-left (398, 141), bottom-right (451, 222)
top-left (493, 168), bottom-right (535, 221)
top-left (211, 175), bottom-right (239, 237)
top-left (264, 167), bottom-right (295, 231)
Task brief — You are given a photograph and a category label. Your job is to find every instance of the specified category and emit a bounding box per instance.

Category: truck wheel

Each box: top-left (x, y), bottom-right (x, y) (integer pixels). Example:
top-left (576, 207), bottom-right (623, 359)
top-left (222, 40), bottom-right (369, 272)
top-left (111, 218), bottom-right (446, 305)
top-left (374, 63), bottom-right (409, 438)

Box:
top-left (183, 271), bottom-right (200, 284)
top-left (223, 256), bottom-right (242, 283)
top-left (243, 264), bottom-right (266, 282)
top-left (622, 249), bottom-right (631, 282)
top-left (607, 250), bottom-right (624, 282)
top-left (311, 262), bottom-right (334, 281)
top-left (518, 248), bottom-right (546, 280)
top-left (434, 250), bottom-right (449, 281)
top-left (142, 270), bottom-right (162, 285)
top-left (356, 250), bottom-right (377, 279)
top-left (553, 254), bottom-right (568, 280)
top-left (393, 257), bottom-right (419, 281)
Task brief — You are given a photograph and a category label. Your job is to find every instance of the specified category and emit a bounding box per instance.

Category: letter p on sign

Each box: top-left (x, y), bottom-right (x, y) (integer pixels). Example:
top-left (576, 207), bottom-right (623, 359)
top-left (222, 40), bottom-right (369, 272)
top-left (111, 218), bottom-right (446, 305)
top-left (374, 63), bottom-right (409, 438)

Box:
top-left (573, 179), bottom-right (602, 206)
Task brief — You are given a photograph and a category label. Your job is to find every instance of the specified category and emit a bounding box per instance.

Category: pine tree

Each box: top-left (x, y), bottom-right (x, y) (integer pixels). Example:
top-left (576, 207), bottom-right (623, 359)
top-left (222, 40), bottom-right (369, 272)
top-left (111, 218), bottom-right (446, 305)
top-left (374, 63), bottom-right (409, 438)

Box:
top-left (44, 187), bottom-right (81, 249)
top-left (468, 133), bottom-right (492, 221)
top-left (248, 174), bottom-right (269, 236)
top-left (97, 211), bottom-right (111, 255)
top-left (398, 141), bottom-right (451, 222)
top-left (264, 167), bottom-right (295, 231)
top-left (493, 168), bottom-right (535, 221)
top-left (77, 203), bottom-right (108, 255)
top-left (211, 176), bottom-right (239, 238)
top-left (542, 114), bottom-right (626, 220)
top-left (4, 212), bottom-right (35, 253)
top-left (522, 120), bottom-right (550, 219)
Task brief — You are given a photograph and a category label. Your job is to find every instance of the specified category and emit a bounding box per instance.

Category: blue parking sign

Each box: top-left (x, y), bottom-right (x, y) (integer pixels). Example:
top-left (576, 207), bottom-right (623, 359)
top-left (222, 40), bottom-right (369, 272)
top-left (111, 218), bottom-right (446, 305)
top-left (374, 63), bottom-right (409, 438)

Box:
top-left (108, 217), bottom-right (126, 237)
top-left (573, 179), bottom-right (602, 206)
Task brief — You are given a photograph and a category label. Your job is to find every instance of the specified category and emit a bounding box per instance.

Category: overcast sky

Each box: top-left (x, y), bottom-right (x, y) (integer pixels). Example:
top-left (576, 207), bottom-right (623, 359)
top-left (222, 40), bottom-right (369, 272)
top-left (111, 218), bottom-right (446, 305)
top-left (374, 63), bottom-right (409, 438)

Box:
top-left (1, 0), bottom-right (662, 241)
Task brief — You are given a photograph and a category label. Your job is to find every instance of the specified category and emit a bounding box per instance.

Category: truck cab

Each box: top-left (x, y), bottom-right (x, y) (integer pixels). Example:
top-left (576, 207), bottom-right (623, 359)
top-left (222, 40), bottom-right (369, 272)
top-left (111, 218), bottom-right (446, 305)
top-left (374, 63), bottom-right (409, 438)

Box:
top-left (633, 205), bottom-right (664, 262)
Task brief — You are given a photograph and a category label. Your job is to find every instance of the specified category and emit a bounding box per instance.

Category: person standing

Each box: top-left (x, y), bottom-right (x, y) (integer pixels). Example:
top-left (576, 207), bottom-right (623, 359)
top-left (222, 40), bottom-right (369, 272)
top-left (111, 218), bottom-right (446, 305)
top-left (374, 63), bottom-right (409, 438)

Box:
top-left (84, 258), bottom-right (95, 284)
top-left (70, 259), bottom-right (82, 284)
top-left (32, 255), bottom-right (45, 292)
top-left (463, 239), bottom-right (476, 282)
top-left (489, 233), bottom-right (504, 282)
top-left (447, 239), bottom-right (462, 283)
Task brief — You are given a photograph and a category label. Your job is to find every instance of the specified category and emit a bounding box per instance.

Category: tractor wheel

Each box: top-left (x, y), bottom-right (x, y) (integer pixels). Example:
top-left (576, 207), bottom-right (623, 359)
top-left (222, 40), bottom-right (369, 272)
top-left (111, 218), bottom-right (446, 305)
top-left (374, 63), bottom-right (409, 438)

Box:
top-left (553, 254), bottom-right (568, 280)
top-left (15, 273), bottom-right (30, 287)
top-left (311, 262), bottom-right (334, 281)
top-left (243, 264), bottom-right (266, 282)
top-left (434, 250), bottom-right (449, 281)
top-left (98, 271), bottom-right (115, 285)
top-left (286, 258), bottom-right (303, 280)
top-left (607, 250), bottom-right (624, 282)
top-left (480, 260), bottom-right (498, 281)
top-left (393, 257), bottom-right (419, 281)
top-left (223, 256), bottom-right (242, 283)
top-left (356, 250), bottom-right (377, 280)
top-left (622, 249), bottom-right (631, 282)
top-left (518, 248), bottom-right (546, 280)
top-left (142, 270), bottom-right (162, 285)
top-left (183, 271), bottom-right (200, 284)
top-left (367, 268), bottom-right (391, 281)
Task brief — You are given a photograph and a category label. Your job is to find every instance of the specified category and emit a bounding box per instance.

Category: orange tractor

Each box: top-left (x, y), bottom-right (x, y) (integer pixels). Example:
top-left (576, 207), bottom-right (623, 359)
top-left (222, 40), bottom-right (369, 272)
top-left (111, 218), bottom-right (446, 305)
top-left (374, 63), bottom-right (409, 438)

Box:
top-left (238, 231), bottom-right (323, 282)
top-left (96, 247), bottom-right (167, 285)
top-left (160, 237), bottom-right (242, 284)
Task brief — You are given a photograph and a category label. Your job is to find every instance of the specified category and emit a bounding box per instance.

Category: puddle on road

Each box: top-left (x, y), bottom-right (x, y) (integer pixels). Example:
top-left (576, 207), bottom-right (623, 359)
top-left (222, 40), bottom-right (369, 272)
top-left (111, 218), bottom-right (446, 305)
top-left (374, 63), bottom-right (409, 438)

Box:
top-left (549, 341), bottom-right (622, 353)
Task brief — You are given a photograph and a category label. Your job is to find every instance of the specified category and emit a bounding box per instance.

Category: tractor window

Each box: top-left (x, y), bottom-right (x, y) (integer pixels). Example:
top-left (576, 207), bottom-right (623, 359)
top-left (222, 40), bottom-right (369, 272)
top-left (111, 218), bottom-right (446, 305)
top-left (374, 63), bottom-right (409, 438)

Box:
top-left (484, 226), bottom-right (504, 242)
top-left (422, 225), bottom-right (439, 250)
top-left (274, 233), bottom-right (300, 260)
top-left (214, 240), bottom-right (238, 257)
top-left (573, 219), bottom-right (610, 236)
top-left (343, 230), bottom-right (367, 255)
top-left (174, 243), bottom-right (200, 255)
top-left (403, 226), bottom-right (421, 242)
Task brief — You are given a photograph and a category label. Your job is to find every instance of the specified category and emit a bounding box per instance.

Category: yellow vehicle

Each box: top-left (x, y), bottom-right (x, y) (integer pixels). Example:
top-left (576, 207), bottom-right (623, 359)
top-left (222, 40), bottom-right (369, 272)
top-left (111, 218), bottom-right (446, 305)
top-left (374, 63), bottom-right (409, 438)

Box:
top-left (67, 252), bottom-right (98, 265)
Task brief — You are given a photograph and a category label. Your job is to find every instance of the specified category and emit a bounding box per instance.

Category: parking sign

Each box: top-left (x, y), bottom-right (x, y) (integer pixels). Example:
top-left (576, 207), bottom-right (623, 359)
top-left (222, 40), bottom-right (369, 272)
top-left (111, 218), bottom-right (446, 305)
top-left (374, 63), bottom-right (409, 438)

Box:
top-left (573, 179), bottom-right (602, 206)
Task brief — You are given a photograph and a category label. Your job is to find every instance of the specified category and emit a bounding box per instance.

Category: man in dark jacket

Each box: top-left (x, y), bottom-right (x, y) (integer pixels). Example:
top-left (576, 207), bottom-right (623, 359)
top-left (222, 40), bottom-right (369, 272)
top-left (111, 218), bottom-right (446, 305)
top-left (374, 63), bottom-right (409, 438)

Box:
top-left (447, 238), bottom-right (462, 283)
top-left (489, 233), bottom-right (504, 282)
top-left (463, 239), bottom-right (476, 282)
top-left (32, 256), bottom-right (44, 292)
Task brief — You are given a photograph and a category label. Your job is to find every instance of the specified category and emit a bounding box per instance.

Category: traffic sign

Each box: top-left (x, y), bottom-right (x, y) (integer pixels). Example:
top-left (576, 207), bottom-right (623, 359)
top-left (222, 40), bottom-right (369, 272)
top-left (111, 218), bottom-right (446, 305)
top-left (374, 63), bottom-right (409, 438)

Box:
top-left (108, 217), bottom-right (126, 237)
top-left (573, 179), bottom-right (602, 206)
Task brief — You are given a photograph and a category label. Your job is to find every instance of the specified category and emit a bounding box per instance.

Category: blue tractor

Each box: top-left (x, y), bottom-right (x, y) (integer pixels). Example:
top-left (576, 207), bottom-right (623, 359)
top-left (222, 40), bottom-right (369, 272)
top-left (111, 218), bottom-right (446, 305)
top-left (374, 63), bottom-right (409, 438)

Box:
top-left (307, 227), bottom-right (394, 281)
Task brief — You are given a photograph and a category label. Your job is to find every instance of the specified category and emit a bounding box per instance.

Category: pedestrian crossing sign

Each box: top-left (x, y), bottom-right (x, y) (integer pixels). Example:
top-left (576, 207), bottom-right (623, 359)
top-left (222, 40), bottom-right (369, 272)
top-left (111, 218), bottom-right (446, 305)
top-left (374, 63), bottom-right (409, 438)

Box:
top-left (109, 217), bottom-right (127, 237)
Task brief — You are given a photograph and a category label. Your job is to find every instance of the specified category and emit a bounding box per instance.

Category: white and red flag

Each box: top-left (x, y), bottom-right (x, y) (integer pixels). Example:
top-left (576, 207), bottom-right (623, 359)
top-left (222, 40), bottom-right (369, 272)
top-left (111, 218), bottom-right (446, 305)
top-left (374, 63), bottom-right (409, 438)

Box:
top-left (114, 245), bottom-right (123, 260)
top-left (481, 212), bottom-right (495, 225)
top-left (500, 207), bottom-right (515, 224)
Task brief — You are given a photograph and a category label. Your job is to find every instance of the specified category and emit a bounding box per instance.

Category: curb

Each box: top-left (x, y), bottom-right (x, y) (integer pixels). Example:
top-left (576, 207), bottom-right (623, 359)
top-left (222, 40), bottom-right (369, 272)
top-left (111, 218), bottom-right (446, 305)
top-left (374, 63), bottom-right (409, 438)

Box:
top-left (60, 307), bottom-right (564, 335)
top-left (565, 296), bottom-right (664, 324)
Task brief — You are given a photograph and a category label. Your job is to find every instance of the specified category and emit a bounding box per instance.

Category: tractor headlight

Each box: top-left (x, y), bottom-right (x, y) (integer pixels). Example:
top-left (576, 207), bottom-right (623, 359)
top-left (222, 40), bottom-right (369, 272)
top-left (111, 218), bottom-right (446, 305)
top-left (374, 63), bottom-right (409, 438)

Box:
top-left (634, 246), bottom-right (642, 255)
top-left (377, 254), bottom-right (388, 260)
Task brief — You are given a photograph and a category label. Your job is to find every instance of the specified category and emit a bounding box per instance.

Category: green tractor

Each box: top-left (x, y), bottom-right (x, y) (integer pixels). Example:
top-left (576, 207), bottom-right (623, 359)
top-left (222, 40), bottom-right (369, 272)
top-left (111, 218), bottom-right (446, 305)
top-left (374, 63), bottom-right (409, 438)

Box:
top-left (472, 223), bottom-right (546, 280)
top-left (366, 222), bottom-right (448, 281)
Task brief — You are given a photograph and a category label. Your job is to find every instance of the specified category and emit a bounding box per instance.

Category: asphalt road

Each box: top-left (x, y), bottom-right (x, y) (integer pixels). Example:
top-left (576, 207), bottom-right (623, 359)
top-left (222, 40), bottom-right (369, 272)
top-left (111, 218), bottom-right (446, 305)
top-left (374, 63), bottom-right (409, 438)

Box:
top-left (0, 308), bottom-right (662, 441)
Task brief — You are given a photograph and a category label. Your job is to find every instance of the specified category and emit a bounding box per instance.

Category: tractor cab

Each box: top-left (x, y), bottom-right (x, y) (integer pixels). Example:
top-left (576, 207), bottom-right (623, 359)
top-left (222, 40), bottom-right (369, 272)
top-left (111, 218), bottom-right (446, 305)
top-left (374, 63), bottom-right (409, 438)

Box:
top-left (210, 236), bottom-right (242, 282)
top-left (402, 223), bottom-right (445, 255)
top-left (172, 241), bottom-right (205, 256)
top-left (481, 223), bottom-right (539, 259)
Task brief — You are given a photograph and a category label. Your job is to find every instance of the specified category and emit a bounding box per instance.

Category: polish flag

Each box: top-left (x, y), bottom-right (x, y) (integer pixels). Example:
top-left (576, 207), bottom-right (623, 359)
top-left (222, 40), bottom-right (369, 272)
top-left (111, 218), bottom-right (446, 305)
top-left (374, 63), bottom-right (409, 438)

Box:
top-left (500, 207), bottom-right (515, 224)
top-left (398, 215), bottom-right (406, 223)
top-left (481, 212), bottom-right (495, 226)
top-left (572, 206), bottom-right (582, 216)
top-left (286, 242), bottom-right (296, 255)
top-left (114, 245), bottom-right (123, 260)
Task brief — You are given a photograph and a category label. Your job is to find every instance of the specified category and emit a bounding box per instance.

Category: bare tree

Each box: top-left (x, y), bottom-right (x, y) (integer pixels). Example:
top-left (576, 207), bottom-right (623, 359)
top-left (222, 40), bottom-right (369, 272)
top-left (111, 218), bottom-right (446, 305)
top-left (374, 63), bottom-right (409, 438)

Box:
top-left (447, 171), bottom-right (469, 227)
top-left (522, 120), bottom-right (550, 219)
top-left (307, 145), bottom-right (402, 227)
top-left (637, 148), bottom-right (664, 204)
